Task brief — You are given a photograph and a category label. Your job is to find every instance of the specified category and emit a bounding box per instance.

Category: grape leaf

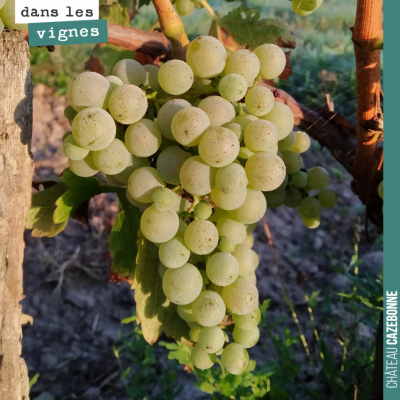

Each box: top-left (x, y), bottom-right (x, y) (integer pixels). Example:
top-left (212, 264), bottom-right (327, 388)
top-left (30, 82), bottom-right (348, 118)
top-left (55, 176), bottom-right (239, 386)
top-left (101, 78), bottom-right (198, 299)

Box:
top-left (135, 237), bottom-right (191, 345)
top-left (217, 5), bottom-right (296, 50)
top-left (100, 3), bottom-right (130, 26)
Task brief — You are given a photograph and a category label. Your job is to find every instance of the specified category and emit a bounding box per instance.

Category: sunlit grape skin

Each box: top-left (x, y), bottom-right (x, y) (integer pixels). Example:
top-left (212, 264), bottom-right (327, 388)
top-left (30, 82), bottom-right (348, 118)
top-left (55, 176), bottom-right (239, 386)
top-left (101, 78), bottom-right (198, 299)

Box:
top-left (192, 290), bottom-right (226, 327)
top-left (221, 343), bottom-right (249, 375)
top-left (158, 60), bottom-right (194, 95)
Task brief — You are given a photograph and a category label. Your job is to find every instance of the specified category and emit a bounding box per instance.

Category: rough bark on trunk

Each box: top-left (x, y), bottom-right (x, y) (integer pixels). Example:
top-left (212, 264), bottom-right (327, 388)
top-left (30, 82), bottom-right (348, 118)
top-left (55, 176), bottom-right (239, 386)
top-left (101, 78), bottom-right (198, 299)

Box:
top-left (0, 29), bottom-right (33, 400)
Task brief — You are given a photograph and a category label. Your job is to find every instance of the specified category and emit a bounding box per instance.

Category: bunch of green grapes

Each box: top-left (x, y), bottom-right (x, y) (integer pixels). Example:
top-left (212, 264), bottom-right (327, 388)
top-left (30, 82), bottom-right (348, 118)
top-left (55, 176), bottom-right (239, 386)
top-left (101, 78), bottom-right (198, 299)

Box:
top-left (61, 35), bottom-right (336, 375)
top-left (291, 0), bottom-right (324, 16)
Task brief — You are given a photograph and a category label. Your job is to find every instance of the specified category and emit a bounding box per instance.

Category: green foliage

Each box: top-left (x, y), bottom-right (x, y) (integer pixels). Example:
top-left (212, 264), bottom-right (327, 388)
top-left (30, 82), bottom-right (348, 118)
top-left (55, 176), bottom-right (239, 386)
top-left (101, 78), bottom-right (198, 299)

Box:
top-left (29, 373), bottom-right (40, 389)
top-left (100, 2), bottom-right (130, 26)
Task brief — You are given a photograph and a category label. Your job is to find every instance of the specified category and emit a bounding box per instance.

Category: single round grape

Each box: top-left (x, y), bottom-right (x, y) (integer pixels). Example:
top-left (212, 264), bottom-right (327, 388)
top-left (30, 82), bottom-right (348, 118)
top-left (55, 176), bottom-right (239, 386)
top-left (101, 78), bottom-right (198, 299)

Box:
top-left (125, 119), bottom-right (162, 157)
top-left (157, 99), bottom-right (192, 140)
top-left (281, 151), bottom-right (303, 175)
top-left (241, 233), bottom-right (254, 249)
top-left (278, 131), bottom-right (296, 151)
top-left (162, 263), bottom-right (203, 305)
top-left (68, 153), bottom-right (99, 177)
top-left (0, 0), bottom-right (28, 30)
top-left (291, 131), bottom-right (311, 153)
top-left (126, 189), bottom-right (151, 208)
top-left (224, 49), bottom-right (260, 86)
top-left (292, 0), bottom-right (313, 15)
top-left (191, 343), bottom-right (216, 370)
top-left (184, 220), bottom-right (219, 255)
top-left (233, 326), bottom-right (259, 348)
top-left (194, 202), bottom-right (213, 220)
top-left (156, 147), bottom-right (190, 185)
top-left (158, 60), bottom-right (194, 95)
top-left (72, 107), bottom-right (116, 151)
top-left (219, 74), bottom-right (248, 102)
top-left (67, 71), bottom-right (112, 111)
top-left (260, 102), bottom-right (294, 140)
top-left (307, 167), bottom-right (330, 190)
top-left (206, 252), bottom-right (240, 287)
top-left (254, 44), bottom-right (286, 80)
top-left (177, 302), bottom-right (196, 322)
top-left (112, 59), bottom-right (146, 86)
top-left (141, 206), bottom-right (179, 243)
top-left (221, 343), bottom-right (249, 375)
top-left (222, 276), bottom-right (259, 315)
top-left (198, 127), bottom-right (240, 168)
top-left (192, 290), bottom-right (226, 327)
top-left (290, 171), bottom-right (308, 188)
top-left (293, 0), bottom-right (322, 12)
top-left (265, 188), bottom-right (286, 208)
top-left (171, 107), bottom-right (210, 146)
top-left (63, 134), bottom-right (89, 160)
top-left (93, 139), bottom-right (130, 175)
top-left (211, 186), bottom-right (247, 211)
top-left (245, 86), bottom-right (275, 117)
top-left (216, 164), bottom-right (248, 195)
top-left (298, 197), bottom-right (322, 218)
top-left (284, 186), bottom-right (303, 208)
top-left (234, 114), bottom-right (259, 131)
top-left (238, 147), bottom-right (255, 160)
top-left (378, 181), bottom-right (383, 200)
top-left (302, 216), bottom-right (321, 229)
top-left (190, 326), bottom-right (202, 342)
top-left (159, 236), bottom-right (190, 269)
top-left (224, 122), bottom-right (243, 141)
top-left (186, 36), bottom-right (227, 79)
top-left (127, 166), bottom-right (165, 203)
top-left (152, 188), bottom-right (176, 212)
top-left (244, 119), bottom-right (279, 154)
top-left (218, 237), bottom-right (236, 254)
top-left (217, 216), bottom-right (247, 245)
top-left (106, 75), bottom-right (123, 91)
top-left (180, 156), bottom-right (216, 196)
top-left (232, 245), bottom-right (259, 277)
top-left (232, 308), bottom-right (261, 330)
top-left (245, 152), bottom-right (286, 191)
top-left (318, 188), bottom-right (338, 208)
top-left (114, 155), bottom-right (150, 184)
top-left (109, 84), bottom-right (148, 125)
top-left (176, 0), bottom-right (195, 16)
top-left (229, 187), bottom-right (267, 224)
top-left (198, 326), bottom-right (225, 354)
top-left (198, 97), bottom-right (236, 128)
top-left (143, 64), bottom-right (160, 90)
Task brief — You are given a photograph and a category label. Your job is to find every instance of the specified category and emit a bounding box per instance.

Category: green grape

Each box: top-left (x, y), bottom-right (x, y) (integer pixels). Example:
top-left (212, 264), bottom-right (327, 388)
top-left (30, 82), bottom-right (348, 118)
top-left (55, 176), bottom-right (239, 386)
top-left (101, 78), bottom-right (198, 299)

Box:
top-left (284, 186), bottom-right (303, 208)
top-left (163, 263), bottom-right (203, 305)
top-left (290, 171), bottom-right (308, 188)
top-left (264, 187), bottom-right (286, 208)
top-left (245, 152), bottom-right (286, 191)
top-left (68, 153), bottom-right (99, 177)
top-left (281, 151), bottom-right (303, 175)
top-left (241, 233), bottom-right (254, 249)
top-left (176, 217), bottom-right (188, 238)
top-left (198, 127), bottom-right (240, 168)
top-left (254, 44), bottom-right (286, 80)
top-left (125, 119), bottom-right (162, 157)
top-left (292, 1), bottom-right (312, 15)
top-left (158, 262), bottom-right (168, 279)
top-left (198, 97), bottom-right (236, 128)
top-left (106, 75), bottom-right (123, 91)
top-left (190, 326), bottom-right (202, 342)
top-left (158, 60), bottom-right (194, 95)
top-left (232, 245), bottom-right (259, 277)
top-left (127, 166), bottom-right (165, 203)
top-left (67, 71), bottom-right (112, 112)
top-left (176, 0), bottom-right (195, 16)
top-left (209, 207), bottom-right (228, 223)
top-left (157, 99), bottom-right (192, 140)
top-left (217, 216), bottom-right (247, 245)
top-left (233, 326), bottom-right (259, 348)
top-left (126, 188), bottom-right (151, 208)
top-left (186, 36), bottom-right (227, 79)
top-left (114, 155), bottom-right (150, 184)
top-left (229, 187), bottom-right (267, 224)
top-left (318, 188), bottom-right (338, 208)
top-left (157, 146), bottom-right (191, 185)
top-left (238, 147), bottom-right (255, 160)
top-left (171, 108), bottom-right (210, 146)
top-left (93, 139), bottom-right (130, 175)
top-left (72, 108), bottom-right (116, 151)
top-left (246, 223), bottom-right (257, 232)
top-left (224, 122), bottom-right (243, 141)
top-left (291, 131), bottom-right (311, 153)
top-left (234, 114), bottom-right (259, 131)
top-left (219, 74), bottom-right (248, 102)
top-left (206, 252), bottom-right (240, 287)
top-left (198, 327), bottom-right (225, 354)
top-left (63, 133), bottom-right (89, 160)
top-left (224, 49), bottom-right (260, 87)
top-left (184, 220), bottom-right (219, 255)
top-left (260, 102), bottom-right (294, 140)
top-left (298, 197), bottom-right (322, 218)
top-left (216, 164), bottom-right (248, 195)
top-left (245, 86), bottom-right (275, 117)
top-left (232, 308), bottom-right (261, 330)
top-left (152, 187), bottom-right (176, 212)
top-left (109, 84), bottom-right (148, 125)
top-left (187, 321), bottom-right (202, 329)
top-left (293, 0), bottom-right (323, 12)
top-left (307, 167), bottom-right (330, 190)
top-left (177, 302), bottom-right (196, 322)
top-left (159, 236), bottom-right (190, 268)
top-left (221, 343), bottom-right (249, 375)
top-left (378, 181), bottom-right (383, 200)
top-left (244, 119), bottom-right (279, 153)
top-left (278, 131), bottom-right (296, 151)
top-left (222, 276), bottom-right (259, 315)
top-left (143, 65), bottom-right (160, 90)
top-left (302, 216), bottom-right (320, 229)
top-left (191, 344), bottom-right (216, 370)
top-left (192, 290), bottom-right (226, 326)
top-left (194, 202), bottom-right (213, 220)
top-left (173, 193), bottom-right (191, 214)
top-left (112, 59), bottom-right (146, 86)
top-left (211, 186), bottom-right (247, 211)
top-left (64, 106), bottom-right (78, 125)
top-left (180, 156), bottom-right (216, 196)
top-left (141, 206), bottom-right (179, 243)
top-left (106, 174), bottom-right (125, 187)
top-left (218, 237), bottom-right (236, 254)
top-left (0, 0), bottom-right (27, 30)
